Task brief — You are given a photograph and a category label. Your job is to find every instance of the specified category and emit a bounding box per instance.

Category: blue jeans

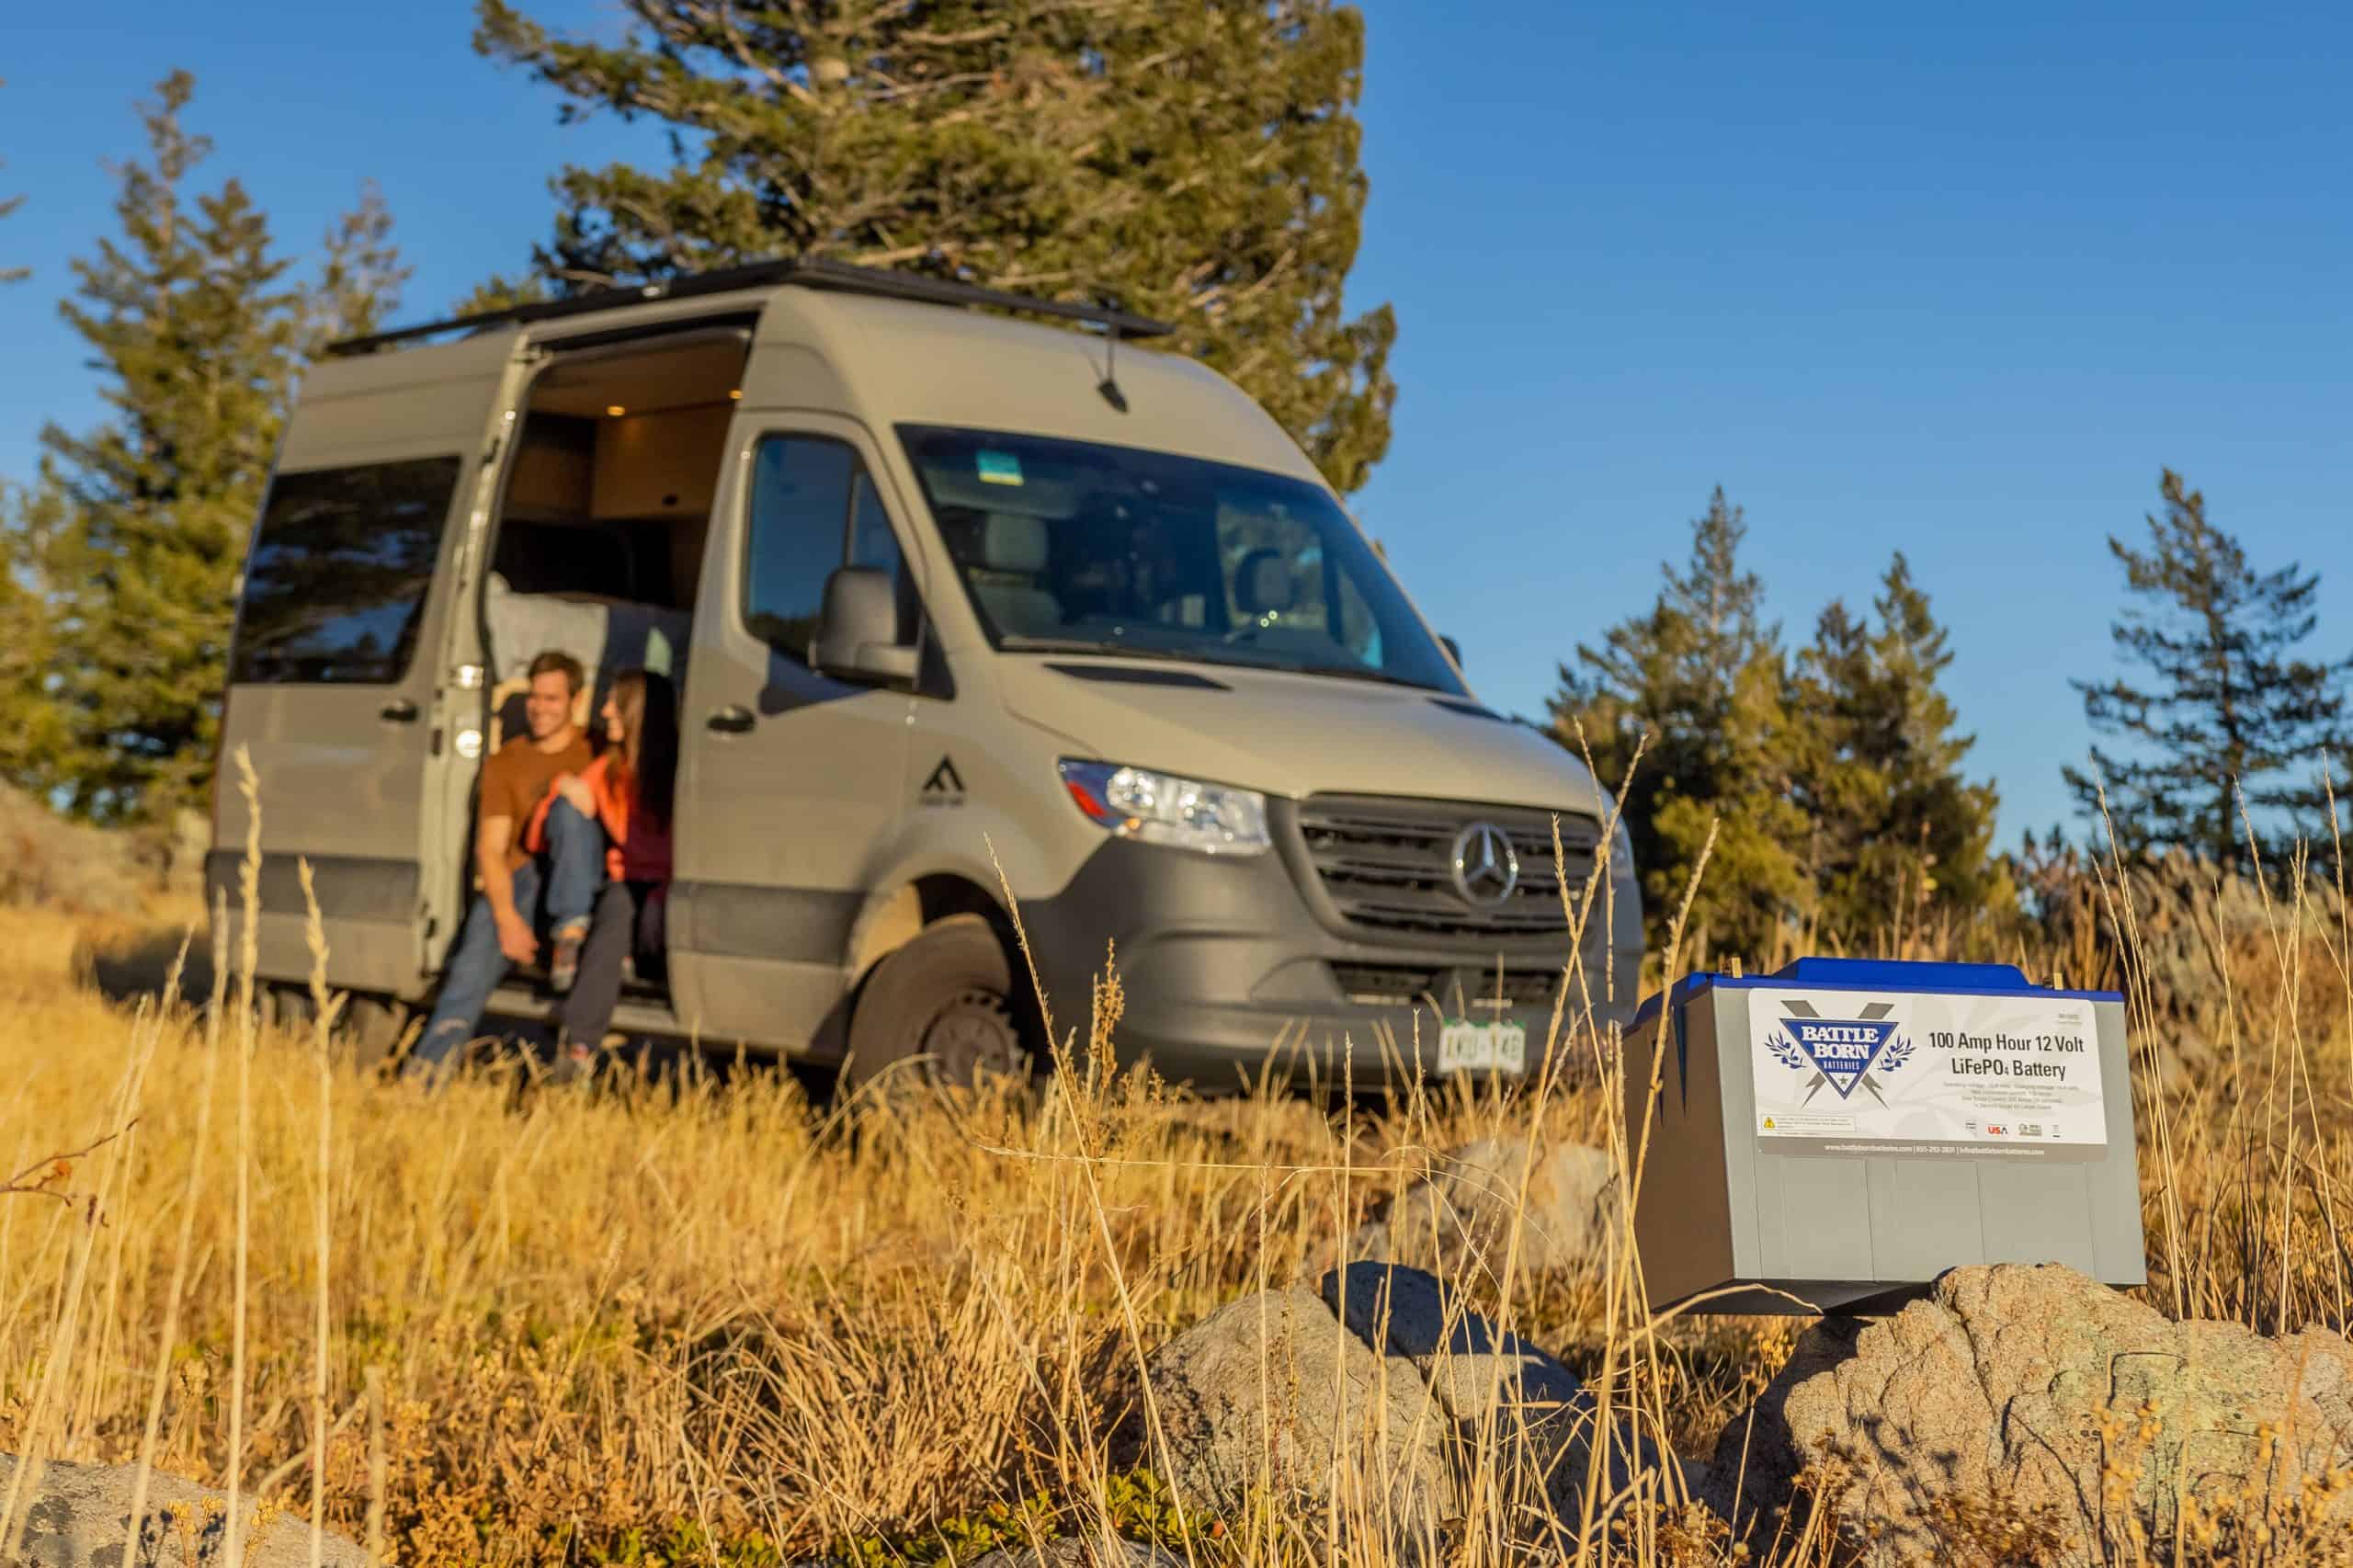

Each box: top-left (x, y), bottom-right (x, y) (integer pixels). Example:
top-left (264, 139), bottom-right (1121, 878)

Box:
top-left (408, 801), bottom-right (607, 1078)
top-left (539, 799), bottom-right (608, 931)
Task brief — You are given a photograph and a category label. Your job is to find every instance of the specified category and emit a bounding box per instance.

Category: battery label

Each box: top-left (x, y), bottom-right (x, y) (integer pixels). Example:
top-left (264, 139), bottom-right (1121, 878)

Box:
top-left (1748, 987), bottom-right (2108, 1151)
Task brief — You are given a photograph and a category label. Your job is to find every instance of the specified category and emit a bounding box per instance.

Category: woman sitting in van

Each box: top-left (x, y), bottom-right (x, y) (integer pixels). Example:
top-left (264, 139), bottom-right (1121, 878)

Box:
top-left (524, 666), bottom-right (678, 1082)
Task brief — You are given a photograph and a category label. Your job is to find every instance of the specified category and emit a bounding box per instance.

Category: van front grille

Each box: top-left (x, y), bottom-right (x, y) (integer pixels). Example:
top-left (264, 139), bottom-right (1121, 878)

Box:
top-left (1327, 961), bottom-right (1439, 1005)
top-left (1328, 960), bottom-right (1565, 1012)
top-left (1295, 795), bottom-right (1600, 940)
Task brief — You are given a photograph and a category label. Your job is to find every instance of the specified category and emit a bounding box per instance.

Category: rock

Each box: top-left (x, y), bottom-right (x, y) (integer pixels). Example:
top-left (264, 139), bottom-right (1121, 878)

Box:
top-left (1133, 1265), bottom-right (1683, 1558)
top-left (1135, 1282), bottom-right (1452, 1553)
top-left (1324, 1261), bottom-right (1586, 1422)
top-left (1329, 1138), bottom-right (1620, 1290)
top-left (0, 1451), bottom-right (369, 1566)
top-left (963, 1540), bottom-right (1181, 1568)
top-left (1323, 1262), bottom-right (1677, 1526)
top-left (1703, 1263), bottom-right (2353, 1563)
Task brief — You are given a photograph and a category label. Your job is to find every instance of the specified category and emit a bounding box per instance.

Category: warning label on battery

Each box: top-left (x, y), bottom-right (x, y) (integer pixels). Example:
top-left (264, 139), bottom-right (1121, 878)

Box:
top-left (1748, 987), bottom-right (2107, 1152)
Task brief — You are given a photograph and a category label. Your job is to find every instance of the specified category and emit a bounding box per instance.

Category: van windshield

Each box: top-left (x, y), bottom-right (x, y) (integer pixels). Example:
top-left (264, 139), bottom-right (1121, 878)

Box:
top-left (897, 426), bottom-right (1466, 695)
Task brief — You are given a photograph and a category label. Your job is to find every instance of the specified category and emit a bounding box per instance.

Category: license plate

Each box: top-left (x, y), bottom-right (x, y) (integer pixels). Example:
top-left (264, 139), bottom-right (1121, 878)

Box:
top-left (1438, 1019), bottom-right (1528, 1076)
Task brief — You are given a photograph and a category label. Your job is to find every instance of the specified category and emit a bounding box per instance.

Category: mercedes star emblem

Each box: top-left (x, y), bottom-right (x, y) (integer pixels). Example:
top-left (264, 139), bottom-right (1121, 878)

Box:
top-left (1449, 822), bottom-right (1521, 907)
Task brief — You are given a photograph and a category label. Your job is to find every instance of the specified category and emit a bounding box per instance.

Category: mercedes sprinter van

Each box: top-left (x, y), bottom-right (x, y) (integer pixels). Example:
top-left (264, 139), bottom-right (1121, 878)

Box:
top-left (210, 259), bottom-right (1642, 1089)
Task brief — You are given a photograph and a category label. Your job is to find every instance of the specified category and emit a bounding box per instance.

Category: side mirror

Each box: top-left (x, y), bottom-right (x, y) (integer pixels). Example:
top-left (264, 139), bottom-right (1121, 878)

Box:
top-left (813, 566), bottom-right (918, 684)
top-left (1439, 634), bottom-right (1463, 669)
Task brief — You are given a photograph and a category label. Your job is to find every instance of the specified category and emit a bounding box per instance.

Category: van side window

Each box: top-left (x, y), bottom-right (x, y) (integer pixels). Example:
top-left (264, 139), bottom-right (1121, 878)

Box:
top-left (848, 470), bottom-right (900, 575)
top-left (745, 435), bottom-right (915, 659)
top-left (849, 469), bottom-right (920, 644)
top-left (231, 456), bottom-right (462, 686)
top-left (744, 437), bottom-right (853, 662)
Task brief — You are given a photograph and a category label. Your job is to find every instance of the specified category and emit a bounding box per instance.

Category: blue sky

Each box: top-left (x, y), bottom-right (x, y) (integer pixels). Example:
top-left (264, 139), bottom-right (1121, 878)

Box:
top-left (3, 0), bottom-right (2347, 844)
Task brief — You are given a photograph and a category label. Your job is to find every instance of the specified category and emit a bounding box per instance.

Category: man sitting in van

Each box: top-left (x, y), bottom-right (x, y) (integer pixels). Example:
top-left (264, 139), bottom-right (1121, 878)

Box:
top-left (404, 650), bottom-right (598, 1083)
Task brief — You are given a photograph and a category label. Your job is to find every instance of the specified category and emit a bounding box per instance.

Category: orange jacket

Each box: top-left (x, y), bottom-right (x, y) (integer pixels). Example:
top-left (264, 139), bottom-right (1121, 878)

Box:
top-left (523, 754), bottom-right (631, 882)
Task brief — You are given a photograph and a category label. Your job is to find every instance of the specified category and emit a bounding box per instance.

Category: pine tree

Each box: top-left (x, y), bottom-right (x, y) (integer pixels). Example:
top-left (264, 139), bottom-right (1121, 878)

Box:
top-left (25, 73), bottom-right (298, 819)
top-left (472, 0), bottom-right (1397, 490)
top-left (308, 178), bottom-right (411, 352)
top-left (2064, 469), bottom-right (2350, 868)
top-left (0, 79), bottom-right (48, 762)
top-left (1549, 488), bottom-right (1809, 960)
top-left (0, 479), bottom-right (72, 786)
top-left (1789, 552), bottom-right (2006, 945)
top-left (11, 73), bottom-right (408, 821)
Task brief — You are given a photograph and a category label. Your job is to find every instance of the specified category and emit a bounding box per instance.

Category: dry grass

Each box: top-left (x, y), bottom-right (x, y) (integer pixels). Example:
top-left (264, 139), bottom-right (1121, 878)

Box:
top-left (0, 781), bottom-right (202, 920)
top-left (0, 805), bottom-right (2348, 1565)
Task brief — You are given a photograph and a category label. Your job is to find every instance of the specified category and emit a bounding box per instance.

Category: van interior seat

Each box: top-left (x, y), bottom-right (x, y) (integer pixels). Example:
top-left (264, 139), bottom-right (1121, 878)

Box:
top-left (485, 572), bottom-right (693, 733)
top-left (970, 512), bottom-right (1062, 638)
top-left (1234, 548), bottom-right (1297, 619)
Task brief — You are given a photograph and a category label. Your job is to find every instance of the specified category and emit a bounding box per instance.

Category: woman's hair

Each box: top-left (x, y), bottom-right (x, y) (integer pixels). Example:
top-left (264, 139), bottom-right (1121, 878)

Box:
top-left (608, 668), bottom-right (679, 831)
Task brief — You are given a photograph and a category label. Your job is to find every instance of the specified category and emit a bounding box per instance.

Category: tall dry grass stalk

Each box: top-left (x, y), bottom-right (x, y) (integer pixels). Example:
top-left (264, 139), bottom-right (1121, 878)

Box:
top-left (301, 855), bottom-right (337, 1568)
top-left (123, 895), bottom-right (226, 1554)
top-left (0, 776), bottom-right (2344, 1565)
top-left (226, 746), bottom-right (262, 1568)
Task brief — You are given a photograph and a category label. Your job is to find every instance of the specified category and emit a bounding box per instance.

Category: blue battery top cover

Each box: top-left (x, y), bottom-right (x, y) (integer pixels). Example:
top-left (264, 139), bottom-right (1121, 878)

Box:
top-left (1630, 957), bottom-right (2122, 1034)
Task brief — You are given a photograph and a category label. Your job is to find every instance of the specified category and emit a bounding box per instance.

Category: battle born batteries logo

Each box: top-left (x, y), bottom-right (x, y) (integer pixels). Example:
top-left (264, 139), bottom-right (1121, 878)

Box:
top-left (1762, 998), bottom-right (1915, 1105)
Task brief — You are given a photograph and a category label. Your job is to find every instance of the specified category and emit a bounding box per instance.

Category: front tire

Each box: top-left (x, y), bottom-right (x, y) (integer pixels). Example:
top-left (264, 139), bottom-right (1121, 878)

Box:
top-left (842, 915), bottom-right (1032, 1097)
top-left (257, 985), bottom-right (402, 1073)
top-left (343, 994), bottom-right (411, 1072)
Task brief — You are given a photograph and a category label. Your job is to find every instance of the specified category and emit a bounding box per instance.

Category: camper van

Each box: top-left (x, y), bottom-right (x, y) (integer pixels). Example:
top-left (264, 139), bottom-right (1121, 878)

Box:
top-left (209, 259), bottom-right (1643, 1089)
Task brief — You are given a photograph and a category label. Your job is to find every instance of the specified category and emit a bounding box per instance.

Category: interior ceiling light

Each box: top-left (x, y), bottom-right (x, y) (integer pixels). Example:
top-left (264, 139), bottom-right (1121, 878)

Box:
top-left (606, 404), bottom-right (627, 417)
top-left (729, 388), bottom-right (743, 399)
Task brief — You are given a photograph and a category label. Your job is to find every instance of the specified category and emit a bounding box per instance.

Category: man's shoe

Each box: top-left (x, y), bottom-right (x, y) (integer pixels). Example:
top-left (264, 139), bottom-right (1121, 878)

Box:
top-left (550, 921), bottom-right (587, 994)
top-left (548, 1039), bottom-right (597, 1086)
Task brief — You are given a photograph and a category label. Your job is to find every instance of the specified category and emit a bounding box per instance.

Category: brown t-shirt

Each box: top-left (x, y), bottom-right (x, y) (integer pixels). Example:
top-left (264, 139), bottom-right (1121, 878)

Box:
top-left (480, 734), bottom-right (594, 873)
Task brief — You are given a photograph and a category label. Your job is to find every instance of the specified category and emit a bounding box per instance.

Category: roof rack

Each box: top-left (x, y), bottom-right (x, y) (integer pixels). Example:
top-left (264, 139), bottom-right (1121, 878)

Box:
top-left (323, 256), bottom-right (1176, 358)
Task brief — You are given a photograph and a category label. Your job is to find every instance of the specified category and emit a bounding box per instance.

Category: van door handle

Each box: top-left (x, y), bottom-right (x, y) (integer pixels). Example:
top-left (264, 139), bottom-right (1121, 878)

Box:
top-left (707, 705), bottom-right (756, 734)
top-left (380, 699), bottom-right (420, 722)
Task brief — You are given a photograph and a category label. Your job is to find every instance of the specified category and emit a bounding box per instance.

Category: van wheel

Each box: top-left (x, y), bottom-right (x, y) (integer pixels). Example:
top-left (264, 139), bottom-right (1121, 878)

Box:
top-left (342, 995), bottom-right (411, 1072)
top-left (843, 915), bottom-right (1031, 1096)
top-left (261, 988), bottom-right (407, 1072)
top-left (263, 983), bottom-right (313, 1039)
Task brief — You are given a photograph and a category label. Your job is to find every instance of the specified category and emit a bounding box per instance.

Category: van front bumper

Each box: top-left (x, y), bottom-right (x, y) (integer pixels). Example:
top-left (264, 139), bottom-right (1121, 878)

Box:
top-left (1018, 823), bottom-right (1643, 1093)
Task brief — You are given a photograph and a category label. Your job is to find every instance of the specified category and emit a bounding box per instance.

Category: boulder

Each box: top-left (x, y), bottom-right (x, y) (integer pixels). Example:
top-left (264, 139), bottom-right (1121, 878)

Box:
top-left (1332, 1138), bottom-right (1620, 1290)
top-left (1132, 1265), bottom-right (1679, 1558)
top-left (1323, 1262), bottom-right (1678, 1526)
top-left (0, 1452), bottom-right (368, 1566)
top-left (1702, 1263), bottom-right (2353, 1563)
top-left (1134, 1282), bottom-right (1452, 1553)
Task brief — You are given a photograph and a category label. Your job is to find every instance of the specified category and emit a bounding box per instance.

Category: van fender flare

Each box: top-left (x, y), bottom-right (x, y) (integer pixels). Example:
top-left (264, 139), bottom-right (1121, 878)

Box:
top-left (843, 853), bottom-right (1018, 993)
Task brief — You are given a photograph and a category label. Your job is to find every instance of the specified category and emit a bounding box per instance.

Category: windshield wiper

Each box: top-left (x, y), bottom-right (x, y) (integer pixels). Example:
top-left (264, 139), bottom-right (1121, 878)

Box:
top-left (1283, 662), bottom-right (1447, 694)
top-left (997, 636), bottom-right (1205, 665)
top-left (1001, 637), bottom-right (1449, 694)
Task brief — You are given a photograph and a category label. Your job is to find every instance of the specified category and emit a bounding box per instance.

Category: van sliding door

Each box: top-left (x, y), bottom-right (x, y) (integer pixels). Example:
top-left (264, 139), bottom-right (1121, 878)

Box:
top-left (211, 329), bottom-right (536, 1000)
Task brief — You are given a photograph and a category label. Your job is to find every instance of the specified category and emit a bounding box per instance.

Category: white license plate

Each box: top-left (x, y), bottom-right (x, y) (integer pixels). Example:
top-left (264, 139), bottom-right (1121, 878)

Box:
top-left (1438, 1020), bottom-right (1529, 1076)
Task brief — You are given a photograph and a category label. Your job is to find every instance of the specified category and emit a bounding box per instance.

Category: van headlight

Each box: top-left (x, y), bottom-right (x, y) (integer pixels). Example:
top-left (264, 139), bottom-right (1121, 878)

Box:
top-left (1058, 760), bottom-right (1270, 857)
top-left (1608, 820), bottom-right (1635, 881)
